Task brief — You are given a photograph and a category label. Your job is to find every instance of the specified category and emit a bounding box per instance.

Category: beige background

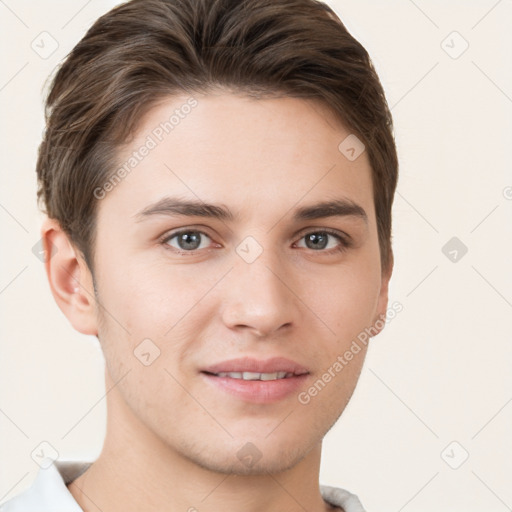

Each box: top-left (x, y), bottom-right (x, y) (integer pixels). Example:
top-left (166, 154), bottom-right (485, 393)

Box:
top-left (1, 1), bottom-right (511, 510)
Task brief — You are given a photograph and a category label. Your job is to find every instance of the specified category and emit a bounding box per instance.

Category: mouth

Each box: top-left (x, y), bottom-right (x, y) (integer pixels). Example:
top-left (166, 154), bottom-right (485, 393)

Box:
top-left (201, 356), bottom-right (309, 376)
top-left (200, 357), bottom-right (310, 403)
top-left (201, 371), bottom-right (301, 381)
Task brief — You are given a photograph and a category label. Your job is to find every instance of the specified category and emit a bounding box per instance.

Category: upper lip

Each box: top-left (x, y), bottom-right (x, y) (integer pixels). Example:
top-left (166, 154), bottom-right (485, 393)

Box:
top-left (201, 357), bottom-right (309, 375)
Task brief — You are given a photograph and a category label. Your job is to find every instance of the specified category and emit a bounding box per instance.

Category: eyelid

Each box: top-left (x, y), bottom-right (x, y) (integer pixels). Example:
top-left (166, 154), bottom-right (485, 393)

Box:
top-left (159, 227), bottom-right (216, 251)
top-left (293, 228), bottom-right (352, 253)
top-left (294, 226), bottom-right (351, 244)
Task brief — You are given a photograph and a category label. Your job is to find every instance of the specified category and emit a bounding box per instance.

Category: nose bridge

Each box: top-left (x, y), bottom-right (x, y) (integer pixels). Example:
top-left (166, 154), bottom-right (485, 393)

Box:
top-left (221, 234), bottom-right (297, 335)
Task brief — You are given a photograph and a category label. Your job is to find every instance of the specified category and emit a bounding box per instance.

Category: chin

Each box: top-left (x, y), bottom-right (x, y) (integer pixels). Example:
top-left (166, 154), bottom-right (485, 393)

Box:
top-left (181, 436), bottom-right (313, 476)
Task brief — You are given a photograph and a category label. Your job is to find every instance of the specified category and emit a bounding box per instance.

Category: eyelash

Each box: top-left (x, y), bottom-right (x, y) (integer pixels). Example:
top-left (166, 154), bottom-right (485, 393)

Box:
top-left (159, 228), bottom-right (351, 256)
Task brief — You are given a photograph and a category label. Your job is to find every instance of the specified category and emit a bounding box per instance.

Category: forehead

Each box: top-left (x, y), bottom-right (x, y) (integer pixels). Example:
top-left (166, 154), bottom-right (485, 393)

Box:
top-left (97, 92), bottom-right (375, 225)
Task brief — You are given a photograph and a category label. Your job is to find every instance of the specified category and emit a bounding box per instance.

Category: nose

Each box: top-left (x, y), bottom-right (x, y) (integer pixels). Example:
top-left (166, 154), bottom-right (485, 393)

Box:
top-left (220, 246), bottom-right (299, 338)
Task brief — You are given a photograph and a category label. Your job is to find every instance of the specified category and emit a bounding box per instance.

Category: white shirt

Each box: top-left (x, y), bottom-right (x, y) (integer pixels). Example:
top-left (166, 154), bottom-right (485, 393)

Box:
top-left (0, 459), bottom-right (366, 512)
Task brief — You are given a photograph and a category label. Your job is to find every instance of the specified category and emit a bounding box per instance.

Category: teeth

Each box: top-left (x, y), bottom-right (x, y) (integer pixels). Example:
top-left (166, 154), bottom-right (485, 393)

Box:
top-left (216, 371), bottom-right (289, 380)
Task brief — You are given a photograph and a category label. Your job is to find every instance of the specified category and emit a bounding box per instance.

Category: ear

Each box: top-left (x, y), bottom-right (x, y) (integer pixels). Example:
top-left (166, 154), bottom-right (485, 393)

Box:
top-left (41, 217), bottom-right (98, 336)
top-left (370, 251), bottom-right (394, 337)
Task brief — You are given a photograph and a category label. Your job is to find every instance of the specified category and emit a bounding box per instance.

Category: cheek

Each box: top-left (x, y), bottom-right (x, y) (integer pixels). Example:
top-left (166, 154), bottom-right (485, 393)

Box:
top-left (95, 255), bottom-right (221, 371)
top-left (97, 254), bottom-right (177, 328)
top-left (303, 262), bottom-right (382, 344)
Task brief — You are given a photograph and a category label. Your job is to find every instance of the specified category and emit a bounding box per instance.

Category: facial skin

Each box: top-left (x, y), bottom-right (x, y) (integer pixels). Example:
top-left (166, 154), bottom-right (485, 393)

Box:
top-left (43, 91), bottom-right (392, 512)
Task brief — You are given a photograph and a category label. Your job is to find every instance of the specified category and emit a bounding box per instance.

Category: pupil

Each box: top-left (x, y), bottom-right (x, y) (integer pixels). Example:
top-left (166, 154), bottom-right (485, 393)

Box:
top-left (179, 232), bottom-right (201, 250)
top-left (306, 233), bottom-right (328, 250)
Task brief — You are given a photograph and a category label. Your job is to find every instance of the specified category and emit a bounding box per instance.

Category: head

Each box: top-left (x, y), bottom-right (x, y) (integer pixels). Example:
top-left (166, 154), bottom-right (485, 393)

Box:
top-left (39, 0), bottom-right (398, 475)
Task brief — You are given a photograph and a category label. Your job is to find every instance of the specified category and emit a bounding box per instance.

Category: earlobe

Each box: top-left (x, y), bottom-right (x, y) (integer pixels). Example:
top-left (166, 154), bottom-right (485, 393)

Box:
top-left (41, 217), bottom-right (98, 336)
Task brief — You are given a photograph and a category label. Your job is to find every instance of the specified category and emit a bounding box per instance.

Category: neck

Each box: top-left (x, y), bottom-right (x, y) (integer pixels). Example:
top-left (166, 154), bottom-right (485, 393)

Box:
top-left (67, 368), bottom-right (335, 512)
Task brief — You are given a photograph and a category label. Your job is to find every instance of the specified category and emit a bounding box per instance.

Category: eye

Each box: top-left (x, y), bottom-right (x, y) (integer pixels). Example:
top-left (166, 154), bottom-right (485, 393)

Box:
top-left (160, 228), bottom-right (351, 255)
top-left (295, 230), bottom-right (349, 253)
top-left (162, 230), bottom-right (213, 252)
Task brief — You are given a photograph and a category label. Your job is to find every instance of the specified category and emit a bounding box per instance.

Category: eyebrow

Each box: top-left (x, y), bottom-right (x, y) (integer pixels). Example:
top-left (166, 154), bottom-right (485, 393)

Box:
top-left (134, 196), bottom-right (368, 224)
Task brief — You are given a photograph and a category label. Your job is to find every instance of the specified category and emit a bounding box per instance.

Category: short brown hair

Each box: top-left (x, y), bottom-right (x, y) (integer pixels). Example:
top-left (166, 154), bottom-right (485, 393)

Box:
top-left (36, 0), bottom-right (398, 274)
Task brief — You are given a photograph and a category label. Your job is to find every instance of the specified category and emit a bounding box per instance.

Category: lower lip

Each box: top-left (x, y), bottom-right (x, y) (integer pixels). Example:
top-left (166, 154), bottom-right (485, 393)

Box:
top-left (201, 372), bottom-right (309, 404)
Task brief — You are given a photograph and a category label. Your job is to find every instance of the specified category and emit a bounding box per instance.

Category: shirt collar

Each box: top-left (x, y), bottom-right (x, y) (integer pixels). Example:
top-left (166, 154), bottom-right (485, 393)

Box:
top-left (1, 459), bottom-right (365, 512)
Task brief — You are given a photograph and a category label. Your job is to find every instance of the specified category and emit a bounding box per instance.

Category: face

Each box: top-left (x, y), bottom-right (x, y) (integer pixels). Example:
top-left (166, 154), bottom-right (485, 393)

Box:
top-left (90, 92), bottom-right (390, 475)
